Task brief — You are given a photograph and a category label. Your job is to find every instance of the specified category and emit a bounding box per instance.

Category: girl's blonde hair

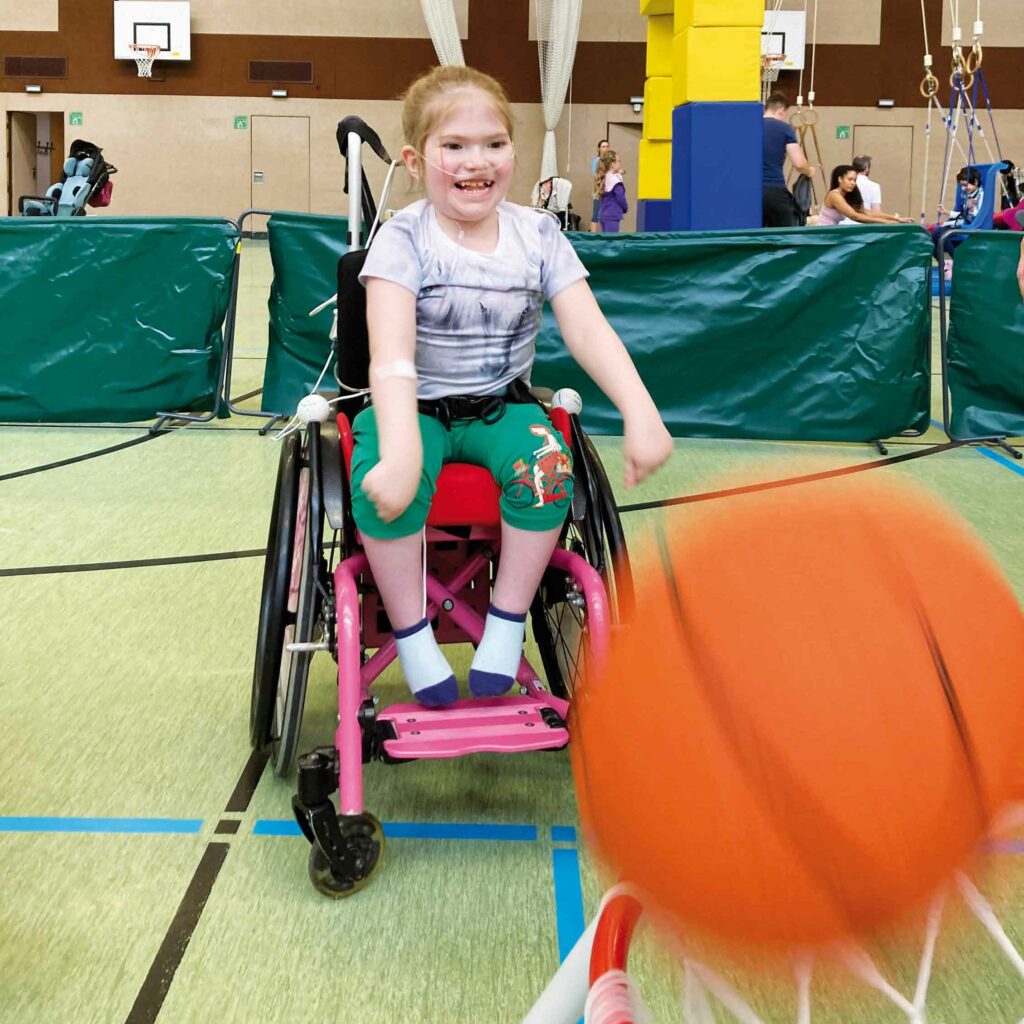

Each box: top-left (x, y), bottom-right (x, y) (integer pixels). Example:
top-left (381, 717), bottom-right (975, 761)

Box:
top-left (594, 150), bottom-right (618, 198)
top-left (401, 66), bottom-right (514, 175)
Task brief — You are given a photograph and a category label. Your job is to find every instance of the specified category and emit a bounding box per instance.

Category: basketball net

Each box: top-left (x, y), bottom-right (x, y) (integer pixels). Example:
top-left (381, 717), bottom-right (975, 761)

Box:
top-left (760, 53), bottom-right (787, 105)
top-left (525, 806), bottom-right (1024, 1024)
top-left (129, 43), bottom-right (160, 78)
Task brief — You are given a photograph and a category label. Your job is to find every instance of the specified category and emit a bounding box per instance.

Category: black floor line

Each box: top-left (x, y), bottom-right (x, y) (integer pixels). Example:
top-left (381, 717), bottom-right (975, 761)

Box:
top-left (125, 750), bottom-right (268, 1024)
top-left (617, 441), bottom-right (966, 514)
top-left (0, 430), bottom-right (170, 483)
top-left (2, 444), bottom-right (969, 577)
top-left (0, 549), bottom-right (265, 578)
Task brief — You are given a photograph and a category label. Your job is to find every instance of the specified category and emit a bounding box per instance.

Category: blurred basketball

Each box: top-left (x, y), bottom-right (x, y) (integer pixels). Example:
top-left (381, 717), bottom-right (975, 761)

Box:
top-left (572, 475), bottom-right (1024, 945)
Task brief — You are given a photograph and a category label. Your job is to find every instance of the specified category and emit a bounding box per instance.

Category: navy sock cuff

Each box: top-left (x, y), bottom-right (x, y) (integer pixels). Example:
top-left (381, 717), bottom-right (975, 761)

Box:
top-left (488, 605), bottom-right (527, 624)
top-left (393, 617), bottom-right (429, 640)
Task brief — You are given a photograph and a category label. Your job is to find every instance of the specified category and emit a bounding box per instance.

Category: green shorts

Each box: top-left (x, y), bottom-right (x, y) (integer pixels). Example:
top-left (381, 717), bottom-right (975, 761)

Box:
top-left (350, 403), bottom-right (574, 540)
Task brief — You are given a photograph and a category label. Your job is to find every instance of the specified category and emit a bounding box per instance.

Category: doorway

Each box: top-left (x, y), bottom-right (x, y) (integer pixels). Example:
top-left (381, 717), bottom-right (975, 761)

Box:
top-left (6, 111), bottom-right (65, 215)
top-left (606, 122), bottom-right (642, 233)
top-left (250, 115), bottom-right (311, 235)
top-left (851, 125), bottom-right (915, 219)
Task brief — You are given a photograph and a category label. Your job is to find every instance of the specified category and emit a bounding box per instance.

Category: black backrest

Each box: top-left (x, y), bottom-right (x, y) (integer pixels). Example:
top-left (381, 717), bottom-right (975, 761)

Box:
top-left (334, 248), bottom-right (371, 422)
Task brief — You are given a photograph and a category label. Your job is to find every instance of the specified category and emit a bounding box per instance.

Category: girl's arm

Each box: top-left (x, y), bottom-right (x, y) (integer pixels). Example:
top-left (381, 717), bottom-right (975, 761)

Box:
top-left (361, 278), bottom-right (422, 522)
top-left (614, 182), bottom-right (628, 214)
top-left (550, 279), bottom-right (672, 486)
top-left (829, 191), bottom-right (910, 224)
top-left (1017, 237), bottom-right (1024, 302)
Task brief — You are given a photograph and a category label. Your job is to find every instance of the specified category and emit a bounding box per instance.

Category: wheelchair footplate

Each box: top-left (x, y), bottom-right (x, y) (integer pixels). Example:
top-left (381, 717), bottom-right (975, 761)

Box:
top-left (376, 695), bottom-right (568, 760)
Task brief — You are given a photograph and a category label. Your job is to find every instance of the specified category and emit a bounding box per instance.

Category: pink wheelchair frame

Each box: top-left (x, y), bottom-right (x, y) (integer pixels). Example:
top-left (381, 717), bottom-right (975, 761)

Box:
top-left (252, 403), bottom-right (629, 897)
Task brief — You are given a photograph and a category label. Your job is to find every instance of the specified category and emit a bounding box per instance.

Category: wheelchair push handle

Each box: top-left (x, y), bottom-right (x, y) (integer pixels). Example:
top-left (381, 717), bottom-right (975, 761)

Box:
top-left (336, 117), bottom-right (392, 165)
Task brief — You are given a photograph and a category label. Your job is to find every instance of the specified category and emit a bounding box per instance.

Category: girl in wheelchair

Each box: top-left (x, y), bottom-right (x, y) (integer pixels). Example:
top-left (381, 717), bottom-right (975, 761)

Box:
top-left (354, 65), bottom-right (672, 708)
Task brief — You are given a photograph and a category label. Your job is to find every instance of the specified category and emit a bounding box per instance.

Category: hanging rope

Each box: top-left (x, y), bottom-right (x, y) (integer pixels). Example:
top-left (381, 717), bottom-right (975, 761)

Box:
top-left (789, 0), bottom-right (821, 203)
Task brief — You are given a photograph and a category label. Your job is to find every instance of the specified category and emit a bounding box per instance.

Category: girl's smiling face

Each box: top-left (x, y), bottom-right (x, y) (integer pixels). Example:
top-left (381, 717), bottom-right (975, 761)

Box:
top-left (403, 87), bottom-right (515, 227)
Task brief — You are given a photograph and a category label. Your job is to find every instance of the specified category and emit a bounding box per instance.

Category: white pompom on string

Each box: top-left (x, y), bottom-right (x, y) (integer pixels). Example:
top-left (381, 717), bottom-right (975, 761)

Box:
top-left (296, 393), bottom-right (332, 424)
top-left (550, 388), bottom-right (583, 416)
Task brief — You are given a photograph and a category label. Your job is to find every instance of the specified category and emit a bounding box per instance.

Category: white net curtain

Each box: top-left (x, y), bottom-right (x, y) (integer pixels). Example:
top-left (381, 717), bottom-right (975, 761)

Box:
top-left (536, 0), bottom-right (583, 181)
top-left (419, 0), bottom-right (465, 66)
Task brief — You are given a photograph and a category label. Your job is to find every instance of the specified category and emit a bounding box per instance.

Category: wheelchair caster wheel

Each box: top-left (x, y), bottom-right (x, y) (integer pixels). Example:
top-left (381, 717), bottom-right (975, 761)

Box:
top-left (307, 812), bottom-right (385, 899)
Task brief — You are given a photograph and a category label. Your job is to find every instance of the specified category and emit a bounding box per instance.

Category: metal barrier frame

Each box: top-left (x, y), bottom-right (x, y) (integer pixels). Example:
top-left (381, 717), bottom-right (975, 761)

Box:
top-left (936, 226), bottom-right (1023, 459)
top-left (224, 207), bottom-right (303, 432)
top-left (151, 215), bottom-right (242, 432)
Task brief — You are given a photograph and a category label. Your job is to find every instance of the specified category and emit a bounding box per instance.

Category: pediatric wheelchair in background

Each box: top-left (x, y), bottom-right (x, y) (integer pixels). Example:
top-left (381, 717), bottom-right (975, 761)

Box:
top-left (19, 139), bottom-right (116, 217)
top-left (249, 117), bottom-right (632, 898)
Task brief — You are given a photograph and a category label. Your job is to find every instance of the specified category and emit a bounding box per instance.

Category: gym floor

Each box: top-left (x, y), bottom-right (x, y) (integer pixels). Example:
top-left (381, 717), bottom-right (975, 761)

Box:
top-left (1, 241), bottom-right (1021, 1024)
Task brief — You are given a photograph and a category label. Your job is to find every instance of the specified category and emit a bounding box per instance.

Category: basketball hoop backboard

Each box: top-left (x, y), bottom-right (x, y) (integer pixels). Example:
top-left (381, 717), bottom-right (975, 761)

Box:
top-left (761, 9), bottom-right (805, 72)
top-left (114, 1), bottom-right (191, 62)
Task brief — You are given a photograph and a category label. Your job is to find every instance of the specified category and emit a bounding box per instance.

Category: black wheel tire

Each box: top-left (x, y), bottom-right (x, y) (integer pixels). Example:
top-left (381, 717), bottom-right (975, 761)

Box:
top-left (531, 422), bottom-right (631, 700)
top-left (308, 813), bottom-right (385, 899)
top-left (270, 467), bottom-right (321, 777)
top-left (250, 432), bottom-right (302, 750)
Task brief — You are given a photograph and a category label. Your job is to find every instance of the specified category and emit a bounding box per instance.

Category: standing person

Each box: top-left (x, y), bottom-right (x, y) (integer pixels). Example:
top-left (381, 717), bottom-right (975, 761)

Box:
top-left (818, 165), bottom-right (913, 225)
top-left (762, 92), bottom-right (815, 227)
top-left (596, 151), bottom-right (628, 233)
top-left (354, 66), bottom-right (672, 706)
top-left (589, 139), bottom-right (610, 231)
top-left (852, 155), bottom-right (882, 211)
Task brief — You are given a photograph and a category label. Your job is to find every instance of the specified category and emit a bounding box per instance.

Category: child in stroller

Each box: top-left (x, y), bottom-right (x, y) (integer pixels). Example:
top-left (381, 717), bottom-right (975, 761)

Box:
top-left (19, 139), bottom-right (117, 217)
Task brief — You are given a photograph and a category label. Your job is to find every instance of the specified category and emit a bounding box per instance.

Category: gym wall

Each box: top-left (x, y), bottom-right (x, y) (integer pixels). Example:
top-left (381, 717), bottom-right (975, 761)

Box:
top-left (1, 0), bottom-right (1022, 222)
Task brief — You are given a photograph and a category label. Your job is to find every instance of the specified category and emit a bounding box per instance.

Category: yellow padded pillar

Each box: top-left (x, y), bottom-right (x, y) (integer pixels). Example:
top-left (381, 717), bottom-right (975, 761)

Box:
top-left (671, 25), bottom-right (761, 105)
top-left (639, 0), bottom-right (673, 15)
top-left (637, 140), bottom-right (672, 199)
top-left (674, 0), bottom-right (764, 27)
top-left (642, 77), bottom-right (673, 141)
top-left (646, 14), bottom-right (674, 77)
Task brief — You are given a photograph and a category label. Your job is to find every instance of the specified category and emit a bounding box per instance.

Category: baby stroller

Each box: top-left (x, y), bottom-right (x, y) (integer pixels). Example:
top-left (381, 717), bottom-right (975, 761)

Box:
top-left (19, 139), bottom-right (116, 217)
top-left (250, 117), bottom-right (631, 897)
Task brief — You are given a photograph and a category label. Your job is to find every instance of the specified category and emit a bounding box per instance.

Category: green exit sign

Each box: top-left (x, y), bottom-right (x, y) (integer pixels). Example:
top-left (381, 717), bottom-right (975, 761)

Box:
top-left (836, 125), bottom-right (851, 140)
top-left (234, 115), bottom-right (249, 130)
top-left (69, 111), bottom-right (83, 126)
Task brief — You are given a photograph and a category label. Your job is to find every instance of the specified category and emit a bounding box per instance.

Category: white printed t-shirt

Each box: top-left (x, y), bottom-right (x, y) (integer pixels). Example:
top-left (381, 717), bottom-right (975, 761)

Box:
top-left (359, 200), bottom-right (588, 400)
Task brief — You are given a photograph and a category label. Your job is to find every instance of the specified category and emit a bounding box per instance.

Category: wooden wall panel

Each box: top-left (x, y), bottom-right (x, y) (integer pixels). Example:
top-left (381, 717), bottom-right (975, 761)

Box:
top-left (1, 0), bottom-right (1021, 107)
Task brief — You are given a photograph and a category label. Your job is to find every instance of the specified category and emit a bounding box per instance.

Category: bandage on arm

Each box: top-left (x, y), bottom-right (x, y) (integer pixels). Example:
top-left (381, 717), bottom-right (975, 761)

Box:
top-left (372, 359), bottom-right (417, 382)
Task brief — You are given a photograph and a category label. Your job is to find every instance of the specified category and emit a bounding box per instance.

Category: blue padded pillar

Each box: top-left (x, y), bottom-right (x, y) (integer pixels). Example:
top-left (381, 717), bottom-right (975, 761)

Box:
top-left (637, 199), bottom-right (673, 232)
top-left (671, 101), bottom-right (763, 230)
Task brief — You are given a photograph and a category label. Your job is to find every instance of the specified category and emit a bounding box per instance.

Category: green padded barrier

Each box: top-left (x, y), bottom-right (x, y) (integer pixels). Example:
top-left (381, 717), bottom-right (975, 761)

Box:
top-left (535, 225), bottom-right (932, 439)
top-left (262, 212), bottom-right (349, 415)
top-left (0, 218), bottom-right (237, 423)
top-left (947, 233), bottom-right (1024, 439)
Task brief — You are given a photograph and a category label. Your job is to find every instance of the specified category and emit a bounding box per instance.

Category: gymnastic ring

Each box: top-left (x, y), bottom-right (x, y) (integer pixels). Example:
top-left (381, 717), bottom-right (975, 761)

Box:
top-left (800, 108), bottom-right (820, 127)
top-left (966, 43), bottom-right (983, 74)
top-left (951, 68), bottom-right (973, 91)
top-left (920, 72), bottom-right (940, 99)
top-left (789, 110), bottom-right (806, 128)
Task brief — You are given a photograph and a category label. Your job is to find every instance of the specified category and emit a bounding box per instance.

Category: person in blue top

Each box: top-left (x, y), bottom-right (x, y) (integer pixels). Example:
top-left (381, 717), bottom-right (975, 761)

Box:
top-left (762, 92), bottom-right (815, 227)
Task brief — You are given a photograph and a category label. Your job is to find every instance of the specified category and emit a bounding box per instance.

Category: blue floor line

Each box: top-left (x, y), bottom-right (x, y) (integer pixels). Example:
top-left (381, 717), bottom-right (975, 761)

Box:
top-left (552, 847), bottom-right (587, 964)
top-left (253, 819), bottom-right (538, 841)
top-left (0, 816), bottom-right (203, 834)
top-left (976, 447), bottom-right (1024, 478)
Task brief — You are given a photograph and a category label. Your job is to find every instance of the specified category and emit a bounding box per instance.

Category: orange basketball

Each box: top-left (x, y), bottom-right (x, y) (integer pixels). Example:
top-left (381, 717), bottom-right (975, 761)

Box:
top-left (572, 475), bottom-right (1024, 945)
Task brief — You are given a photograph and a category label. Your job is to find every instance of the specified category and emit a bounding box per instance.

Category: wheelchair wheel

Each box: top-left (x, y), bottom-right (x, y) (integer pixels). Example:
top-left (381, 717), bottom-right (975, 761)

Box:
top-left (270, 462), bottom-right (324, 777)
top-left (531, 421), bottom-right (631, 700)
top-left (250, 432), bottom-right (302, 750)
top-left (308, 812), bottom-right (385, 898)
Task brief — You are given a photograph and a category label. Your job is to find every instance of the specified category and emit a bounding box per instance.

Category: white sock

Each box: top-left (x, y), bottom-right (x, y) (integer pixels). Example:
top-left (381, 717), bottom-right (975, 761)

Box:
top-left (393, 619), bottom-right (458, 707)
top-left (469, 606), bottom-right (526, 697)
